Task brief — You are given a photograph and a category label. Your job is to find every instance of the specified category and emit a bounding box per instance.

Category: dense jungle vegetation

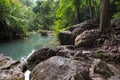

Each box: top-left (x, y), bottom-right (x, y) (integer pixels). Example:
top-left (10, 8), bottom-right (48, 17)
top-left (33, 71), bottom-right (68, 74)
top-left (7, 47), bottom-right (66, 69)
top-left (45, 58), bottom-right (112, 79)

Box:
top-left (0, 0), bottom-right (120, 41)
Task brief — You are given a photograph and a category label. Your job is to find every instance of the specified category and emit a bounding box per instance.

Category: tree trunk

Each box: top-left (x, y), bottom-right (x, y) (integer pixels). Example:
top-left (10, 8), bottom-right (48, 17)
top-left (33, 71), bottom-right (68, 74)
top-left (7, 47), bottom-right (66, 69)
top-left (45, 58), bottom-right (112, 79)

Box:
top-left (88, 0), bottom-right (94, 23)
top-left (74, 0), bottom-right (80, 23)
top-left (76, 6), bottom-right (80, 23)
top-left (99, 0), bottom-right (110, 34)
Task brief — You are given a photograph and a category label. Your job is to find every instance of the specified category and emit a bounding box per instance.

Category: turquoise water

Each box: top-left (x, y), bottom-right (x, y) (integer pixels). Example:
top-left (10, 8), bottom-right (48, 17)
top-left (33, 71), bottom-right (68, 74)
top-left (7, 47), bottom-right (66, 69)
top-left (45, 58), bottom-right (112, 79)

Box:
top-left (0, 34), bottom-right (58, 60)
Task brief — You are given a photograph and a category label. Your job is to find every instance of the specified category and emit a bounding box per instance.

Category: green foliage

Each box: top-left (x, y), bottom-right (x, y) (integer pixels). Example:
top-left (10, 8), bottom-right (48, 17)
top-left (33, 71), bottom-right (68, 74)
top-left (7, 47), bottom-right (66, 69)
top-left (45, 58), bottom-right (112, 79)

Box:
top-left (0, 0), bottom-right (30, 40)
top-left (91, 0), bottom-right (100, 18)
top-left (32, 0), bottom-right (57, 31)
top-left (0, 0), bottom-right (11, 20)
top-left (113, 12), bottom-right (120, 18)
top-left (53, 0), bottom-right (100, 31)
top-left (53, 0), bottom-right (77, 32)
top-left (0, 0), bottom-right (119, 41)
top-left (52, 0), bottom-right (101, 36)
top-left (112, 0), bottom-right (120, 18)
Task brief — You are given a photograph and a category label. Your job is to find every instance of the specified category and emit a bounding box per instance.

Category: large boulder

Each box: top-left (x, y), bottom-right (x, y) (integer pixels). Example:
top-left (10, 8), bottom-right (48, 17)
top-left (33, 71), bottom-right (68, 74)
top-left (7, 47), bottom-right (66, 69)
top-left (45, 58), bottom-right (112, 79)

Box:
top-left (68, 21), bottom-right (97, 32)
top-left (0, 54), bottom-right (24, 80)
top-left (27, 47), bottom-right (57, 71)
top-left (75, 29), bottom-right (99, 47)
top-left (30, 56), bottom-right (90, 80)
top-left (59, 31), bottom-right (76, 45)
top-left (72, 27), bottom-right (85, 35)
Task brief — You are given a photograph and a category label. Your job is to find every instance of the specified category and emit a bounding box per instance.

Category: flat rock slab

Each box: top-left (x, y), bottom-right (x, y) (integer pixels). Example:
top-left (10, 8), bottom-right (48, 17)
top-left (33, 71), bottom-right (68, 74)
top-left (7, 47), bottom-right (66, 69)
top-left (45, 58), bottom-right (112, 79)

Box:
top-left (30, 56), bottom-right (89, 80)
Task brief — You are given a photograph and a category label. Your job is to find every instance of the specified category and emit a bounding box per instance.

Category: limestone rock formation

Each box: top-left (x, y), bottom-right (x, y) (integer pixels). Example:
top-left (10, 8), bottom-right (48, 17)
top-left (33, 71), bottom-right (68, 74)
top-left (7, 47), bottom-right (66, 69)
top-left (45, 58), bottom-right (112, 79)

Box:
top-left (27, 47), bottom-right (57, 71)
top-left (75, 29), bottom-right (99, 47)
top-left (68, 21), bottom-right (97, 32)
top-left (0, 54), bottom-right (24, 80)
top-left (59, 31), bottom-right (76, 45)
top-left (30, 56), bottom-right (90, 80)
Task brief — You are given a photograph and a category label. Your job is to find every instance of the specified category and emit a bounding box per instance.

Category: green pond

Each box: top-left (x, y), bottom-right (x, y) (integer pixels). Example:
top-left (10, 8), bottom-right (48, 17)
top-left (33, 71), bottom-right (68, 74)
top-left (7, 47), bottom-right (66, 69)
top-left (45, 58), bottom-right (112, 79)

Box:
top-left (0, 34), bottom-right (58, 60)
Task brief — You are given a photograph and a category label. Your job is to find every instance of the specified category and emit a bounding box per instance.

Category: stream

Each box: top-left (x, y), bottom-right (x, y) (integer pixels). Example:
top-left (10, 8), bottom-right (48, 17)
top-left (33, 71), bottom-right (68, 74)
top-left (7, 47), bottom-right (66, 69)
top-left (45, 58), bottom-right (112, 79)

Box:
top-left (0, 33), bottom-right (58, 60)
top-left (0, 33), bottom-right (58, 80)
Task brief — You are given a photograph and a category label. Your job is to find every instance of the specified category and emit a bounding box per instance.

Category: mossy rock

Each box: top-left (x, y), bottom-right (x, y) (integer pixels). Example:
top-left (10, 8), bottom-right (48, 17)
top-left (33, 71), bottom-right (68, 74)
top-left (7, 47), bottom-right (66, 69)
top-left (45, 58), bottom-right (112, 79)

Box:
top-left (93, 59), bottom-right (114, 78)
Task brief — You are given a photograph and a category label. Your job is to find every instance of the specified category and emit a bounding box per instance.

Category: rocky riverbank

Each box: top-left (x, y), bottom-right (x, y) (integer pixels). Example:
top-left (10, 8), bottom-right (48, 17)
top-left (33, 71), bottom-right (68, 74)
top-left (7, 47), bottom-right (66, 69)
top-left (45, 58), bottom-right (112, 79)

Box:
top-left (0, 18), bottom-right (120, 80)
top-left (0, 54), bottom-right (26, 80)
top-left (26, 18), bottom-right (120, 80)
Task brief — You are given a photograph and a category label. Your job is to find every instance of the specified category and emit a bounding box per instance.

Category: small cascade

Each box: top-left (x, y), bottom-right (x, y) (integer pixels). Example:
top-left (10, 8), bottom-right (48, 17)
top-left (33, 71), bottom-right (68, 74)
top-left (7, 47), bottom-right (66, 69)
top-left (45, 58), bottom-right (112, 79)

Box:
top-left (27, 49), bottom-right (36, 59)
top-left (24, 70), bottom-right (30, 80)
top-left (24, 49), bottom-right (35, 80)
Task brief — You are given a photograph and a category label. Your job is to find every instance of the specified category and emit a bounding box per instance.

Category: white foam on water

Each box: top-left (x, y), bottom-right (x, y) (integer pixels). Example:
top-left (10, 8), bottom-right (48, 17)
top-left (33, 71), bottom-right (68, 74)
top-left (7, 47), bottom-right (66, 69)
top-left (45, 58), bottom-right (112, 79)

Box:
top-left (24, 49), bottom-right (35, 80)
top-left (24, 70), bottom-right (30, 80)
top-left (20, 57), bottom-right (26, 62)
top-left (27, 49), bottom-right (36, 59)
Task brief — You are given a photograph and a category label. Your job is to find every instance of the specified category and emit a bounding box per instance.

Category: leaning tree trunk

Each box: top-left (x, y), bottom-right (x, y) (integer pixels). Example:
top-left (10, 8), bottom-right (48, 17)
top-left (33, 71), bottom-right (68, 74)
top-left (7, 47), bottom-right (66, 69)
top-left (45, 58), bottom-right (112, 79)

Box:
top-left (88, 0), bottom-right (94, 23)
top-left (99, 0), bottom-right (110, 34)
